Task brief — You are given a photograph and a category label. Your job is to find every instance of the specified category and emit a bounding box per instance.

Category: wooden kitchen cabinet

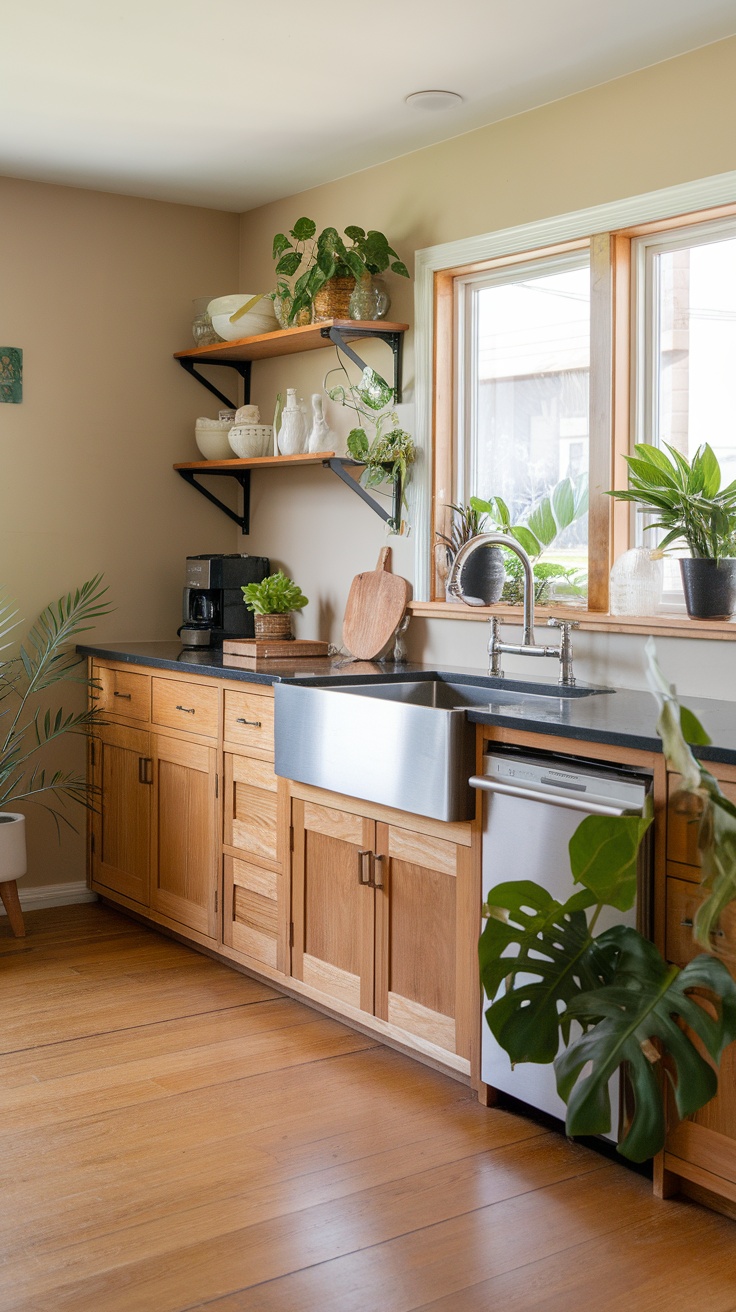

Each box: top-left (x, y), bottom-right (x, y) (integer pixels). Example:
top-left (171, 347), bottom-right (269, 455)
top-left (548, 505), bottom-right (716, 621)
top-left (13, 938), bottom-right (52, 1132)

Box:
top-left (289, 785), bottom-right (478, 1067)
top-left (90, 660), bottom-right (219, 943)
top-left (222, 683), bottom-right (289, 974)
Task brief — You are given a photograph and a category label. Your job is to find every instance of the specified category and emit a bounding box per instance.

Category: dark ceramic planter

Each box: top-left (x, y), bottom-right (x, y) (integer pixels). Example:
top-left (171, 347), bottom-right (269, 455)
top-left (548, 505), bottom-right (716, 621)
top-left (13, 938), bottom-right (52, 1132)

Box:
top-left (680, 557), bottom-right (736, 620)
top-left (457, 544), bottom-right (506, 605)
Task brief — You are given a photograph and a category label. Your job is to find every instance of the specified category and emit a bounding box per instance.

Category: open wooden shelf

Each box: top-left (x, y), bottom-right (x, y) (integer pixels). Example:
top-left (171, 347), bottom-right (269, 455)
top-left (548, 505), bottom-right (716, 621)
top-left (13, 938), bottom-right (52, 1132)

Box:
top-left (174, 320), bottom-right (408, 364)
top-left (173, 452), bottom-right (336, 472)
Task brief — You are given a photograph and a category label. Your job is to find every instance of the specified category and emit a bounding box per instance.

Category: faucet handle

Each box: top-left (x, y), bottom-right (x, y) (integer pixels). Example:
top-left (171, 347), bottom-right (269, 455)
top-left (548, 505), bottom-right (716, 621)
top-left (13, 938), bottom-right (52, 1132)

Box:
top-left (547, 617), bottom-right (580, 630)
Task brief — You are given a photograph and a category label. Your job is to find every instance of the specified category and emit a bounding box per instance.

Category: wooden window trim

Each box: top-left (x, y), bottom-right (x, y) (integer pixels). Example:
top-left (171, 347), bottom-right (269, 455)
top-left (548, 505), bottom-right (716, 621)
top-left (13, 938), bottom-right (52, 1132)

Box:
top-left (429, 200), bottom-right (736, 636)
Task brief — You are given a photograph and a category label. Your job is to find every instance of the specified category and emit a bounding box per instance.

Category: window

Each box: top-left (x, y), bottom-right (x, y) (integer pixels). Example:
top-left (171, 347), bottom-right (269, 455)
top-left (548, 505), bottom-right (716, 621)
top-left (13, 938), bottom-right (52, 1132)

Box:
top-left (632, 218), bottom-right (736, 605)
top-left (454, 252), bottom-right (590, 600)
top-left (416, 171), bottom-right (736, 630)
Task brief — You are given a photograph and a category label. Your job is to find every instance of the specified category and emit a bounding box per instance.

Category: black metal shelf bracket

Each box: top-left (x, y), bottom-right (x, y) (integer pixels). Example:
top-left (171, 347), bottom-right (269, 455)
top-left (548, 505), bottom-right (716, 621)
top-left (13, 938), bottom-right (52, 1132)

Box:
top-left (177, 468), bottom-right (251, 534)
top-left (178, 358), bottom-right (252, 410)
top-left (324, 458), bottom-right (402, 530)
top-left (323, 326), bottom-right (404, 402)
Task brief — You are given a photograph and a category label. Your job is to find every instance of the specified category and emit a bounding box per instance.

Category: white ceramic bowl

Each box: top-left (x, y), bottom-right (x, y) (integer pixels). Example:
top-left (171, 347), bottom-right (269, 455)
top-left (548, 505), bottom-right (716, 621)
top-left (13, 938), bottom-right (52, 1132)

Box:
top-left (195, 418), bottom-right (235, 461)
top-left (208, 294), bottom-right (279, 343)
top-left (228, 425), bottom-right (273, 458)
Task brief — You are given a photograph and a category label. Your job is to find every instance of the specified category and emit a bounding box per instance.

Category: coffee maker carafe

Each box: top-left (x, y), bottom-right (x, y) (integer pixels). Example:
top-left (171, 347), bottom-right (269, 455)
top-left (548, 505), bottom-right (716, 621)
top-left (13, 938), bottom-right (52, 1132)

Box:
top-left (179, 553), bottom-right (270, 648)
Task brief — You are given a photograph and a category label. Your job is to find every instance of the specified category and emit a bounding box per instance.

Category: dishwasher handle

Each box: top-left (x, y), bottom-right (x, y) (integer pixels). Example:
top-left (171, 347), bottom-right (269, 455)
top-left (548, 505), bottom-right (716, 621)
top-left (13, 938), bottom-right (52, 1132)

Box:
top-left (469, 774), bottom-right (636, 817)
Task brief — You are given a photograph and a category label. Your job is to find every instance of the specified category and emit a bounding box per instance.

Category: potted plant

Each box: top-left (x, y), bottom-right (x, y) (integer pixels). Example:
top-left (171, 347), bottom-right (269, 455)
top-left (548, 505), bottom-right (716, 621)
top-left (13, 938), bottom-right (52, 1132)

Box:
top-left (436, 502), bottom-right (505, 604)
top-left (479, 641), bottom-right (736, 1163)
top-left (608, 442), bottom-right (736, 619)
top-left (470, 474), bottom-right (589, 605)
top-left (326, 374), bottom-right (415, 534)
top-left (0, 577), bottom-right (110, 936)
top-left (272, 219), bottom-right (409, 325)
top-left (241, 571), bottom-right (309, 640)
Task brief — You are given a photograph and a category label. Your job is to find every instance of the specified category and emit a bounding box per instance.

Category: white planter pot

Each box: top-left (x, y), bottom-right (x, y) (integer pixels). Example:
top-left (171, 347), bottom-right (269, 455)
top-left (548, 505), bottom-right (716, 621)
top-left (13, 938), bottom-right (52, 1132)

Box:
top-left (0, 813), bottom-right (27, 883)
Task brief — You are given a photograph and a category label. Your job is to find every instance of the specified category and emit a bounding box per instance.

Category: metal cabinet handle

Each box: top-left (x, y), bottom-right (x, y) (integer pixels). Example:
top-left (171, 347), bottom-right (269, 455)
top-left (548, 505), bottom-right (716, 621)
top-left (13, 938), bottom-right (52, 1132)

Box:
top-left (357, 849), bottom-right (373, 886)
top-left (236, 717), bottom-right (262, 727)
top-left (680, 917), bottom-right (694, 928)
top-left (373, 854), bottom-right (385, 889)
top-left (113, 691), bottom-right (132, 700)
top-left (176, 704), bottom-right (195, 714)
top-left (138, 757), bottom-right (153, 785)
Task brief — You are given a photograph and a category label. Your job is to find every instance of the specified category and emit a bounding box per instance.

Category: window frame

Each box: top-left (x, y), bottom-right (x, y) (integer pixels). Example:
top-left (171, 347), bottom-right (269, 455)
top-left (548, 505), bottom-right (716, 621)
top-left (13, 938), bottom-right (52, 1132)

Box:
top-left (412, 171), bottom-right (736, 635)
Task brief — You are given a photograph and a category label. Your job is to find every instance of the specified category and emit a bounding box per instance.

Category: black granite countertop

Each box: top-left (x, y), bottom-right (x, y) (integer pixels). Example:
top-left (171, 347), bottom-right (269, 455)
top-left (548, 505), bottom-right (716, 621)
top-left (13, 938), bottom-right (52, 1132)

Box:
top-left (78, 641), bottom-right (736, 767)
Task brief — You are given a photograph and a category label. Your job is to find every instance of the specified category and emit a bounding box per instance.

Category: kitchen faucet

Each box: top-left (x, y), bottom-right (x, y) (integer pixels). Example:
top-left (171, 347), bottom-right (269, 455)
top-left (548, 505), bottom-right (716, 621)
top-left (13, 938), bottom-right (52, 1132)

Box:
top-left (446, 532), bottom-right (578, 685)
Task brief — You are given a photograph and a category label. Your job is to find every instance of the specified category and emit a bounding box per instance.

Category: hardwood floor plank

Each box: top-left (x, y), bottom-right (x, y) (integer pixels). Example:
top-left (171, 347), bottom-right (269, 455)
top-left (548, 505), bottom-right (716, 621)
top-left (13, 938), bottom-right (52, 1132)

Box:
top-left (2, 904), bottom-right (734, 1312)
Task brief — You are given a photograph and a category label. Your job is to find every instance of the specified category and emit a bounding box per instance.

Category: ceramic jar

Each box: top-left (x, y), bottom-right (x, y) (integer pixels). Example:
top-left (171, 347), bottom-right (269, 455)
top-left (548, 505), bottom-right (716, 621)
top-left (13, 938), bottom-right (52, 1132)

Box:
top-left (276, 389), bottom-right (308, 455)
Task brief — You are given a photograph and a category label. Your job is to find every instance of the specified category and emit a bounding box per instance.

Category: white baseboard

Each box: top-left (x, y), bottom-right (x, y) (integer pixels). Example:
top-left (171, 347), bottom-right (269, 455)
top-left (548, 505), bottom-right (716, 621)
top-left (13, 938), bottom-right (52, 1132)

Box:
top-left (0, 880), bottom-right (98, 913)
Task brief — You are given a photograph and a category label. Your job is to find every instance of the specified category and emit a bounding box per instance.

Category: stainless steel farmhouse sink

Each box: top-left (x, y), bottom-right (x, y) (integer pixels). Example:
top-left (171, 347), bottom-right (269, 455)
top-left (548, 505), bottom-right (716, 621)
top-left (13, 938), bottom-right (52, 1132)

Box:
top-left (274, 674), bottom-right (611, 823)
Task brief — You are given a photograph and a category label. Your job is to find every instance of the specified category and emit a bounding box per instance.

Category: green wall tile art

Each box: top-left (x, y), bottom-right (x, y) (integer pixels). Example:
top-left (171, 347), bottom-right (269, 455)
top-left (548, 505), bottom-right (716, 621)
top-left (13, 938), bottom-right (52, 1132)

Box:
top-left (0, 348), bottom-right (22, 403)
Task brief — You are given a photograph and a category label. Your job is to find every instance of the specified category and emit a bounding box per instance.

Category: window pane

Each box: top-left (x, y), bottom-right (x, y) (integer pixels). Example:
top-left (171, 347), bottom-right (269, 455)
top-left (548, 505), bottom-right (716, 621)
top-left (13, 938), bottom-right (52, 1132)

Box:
top-left (470, 264), bottom-right (590, 596)
top-left (649, 233), bottom-right (736, 595)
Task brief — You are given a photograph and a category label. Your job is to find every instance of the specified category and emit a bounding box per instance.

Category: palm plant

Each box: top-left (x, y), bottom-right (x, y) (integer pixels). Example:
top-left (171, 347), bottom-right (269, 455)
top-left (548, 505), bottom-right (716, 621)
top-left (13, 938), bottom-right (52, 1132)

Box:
top-left (0, 577), bottom-right (110, 833)
top-left (608, 442), bottom-right (736, 559)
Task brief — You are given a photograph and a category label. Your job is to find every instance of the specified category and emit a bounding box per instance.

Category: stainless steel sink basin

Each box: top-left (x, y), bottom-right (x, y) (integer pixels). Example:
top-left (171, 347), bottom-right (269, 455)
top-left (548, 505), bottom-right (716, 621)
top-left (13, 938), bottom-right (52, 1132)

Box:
top-left (274, 675), bottom-right (611, 823)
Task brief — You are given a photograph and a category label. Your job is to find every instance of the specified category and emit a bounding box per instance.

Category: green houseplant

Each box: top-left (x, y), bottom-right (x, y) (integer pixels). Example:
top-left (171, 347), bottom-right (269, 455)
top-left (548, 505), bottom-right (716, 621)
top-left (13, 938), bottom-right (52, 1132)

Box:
top-left (272, 219), bottom-right (409, 325)
top-left (241, 571), bottom-right (308, 641)
top-left (469, 473), bottom-right (589, 605)
top-left (608, 442), bottom-right (736, 619)
top-left (326, 374), bottom-right (415, 535)
top-left (0, 577), bottom-right (110, 933)
top-left (479, 641), bottom-right (736, 1163)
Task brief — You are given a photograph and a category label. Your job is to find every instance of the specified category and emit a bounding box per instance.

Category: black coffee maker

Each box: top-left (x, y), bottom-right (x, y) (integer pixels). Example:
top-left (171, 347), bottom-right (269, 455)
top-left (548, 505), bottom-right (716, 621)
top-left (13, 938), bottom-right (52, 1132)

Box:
top-left (179, 553), bottom-right (270, 648)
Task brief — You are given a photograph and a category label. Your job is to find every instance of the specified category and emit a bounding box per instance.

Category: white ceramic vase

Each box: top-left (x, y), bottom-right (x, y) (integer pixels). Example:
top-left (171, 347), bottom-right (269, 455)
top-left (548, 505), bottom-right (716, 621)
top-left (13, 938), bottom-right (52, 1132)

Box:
top-left (276, 389), bottom-right (308, 455)
top-left (307, 393), bottom-right (337, 454)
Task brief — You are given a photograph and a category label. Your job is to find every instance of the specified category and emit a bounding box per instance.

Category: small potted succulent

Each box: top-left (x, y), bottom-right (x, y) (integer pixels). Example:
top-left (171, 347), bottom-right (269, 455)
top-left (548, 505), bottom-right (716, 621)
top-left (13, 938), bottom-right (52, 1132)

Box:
top-left (608, 442), bottom-right (736, 619)
top-left (272, 219), bottom-right (409, 325)
top-left (241, 571), bottom-right (309, 640)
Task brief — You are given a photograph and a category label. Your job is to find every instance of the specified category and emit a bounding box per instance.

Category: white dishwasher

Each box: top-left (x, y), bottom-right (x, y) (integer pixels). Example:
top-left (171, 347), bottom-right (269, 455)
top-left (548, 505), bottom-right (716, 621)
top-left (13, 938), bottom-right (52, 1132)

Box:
top-left (471, 748), bottom-right (652, 1138)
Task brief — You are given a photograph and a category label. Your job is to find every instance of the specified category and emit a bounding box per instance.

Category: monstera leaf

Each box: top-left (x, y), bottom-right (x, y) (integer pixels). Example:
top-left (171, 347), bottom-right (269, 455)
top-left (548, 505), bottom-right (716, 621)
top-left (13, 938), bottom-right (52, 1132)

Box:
top-left (555, 927), bottom-right (736, 1162)
top-left (479, 881), bottom-right (616, 1065)
top-left (569, 812), bottom-right (653, 911)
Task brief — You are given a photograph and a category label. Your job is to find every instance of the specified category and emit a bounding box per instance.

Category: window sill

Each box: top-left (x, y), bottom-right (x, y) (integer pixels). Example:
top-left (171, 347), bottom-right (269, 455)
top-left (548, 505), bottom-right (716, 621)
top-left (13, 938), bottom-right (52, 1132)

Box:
top-left (408, 601), bottom-right (736, 640)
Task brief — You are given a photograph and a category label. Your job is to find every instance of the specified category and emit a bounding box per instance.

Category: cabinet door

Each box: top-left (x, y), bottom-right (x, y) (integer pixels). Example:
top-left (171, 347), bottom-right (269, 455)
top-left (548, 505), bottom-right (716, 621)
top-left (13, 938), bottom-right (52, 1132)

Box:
top-left (374, 822), bottom-right (466, 1057)
top-left (91, 722), bottom-right (151, 906)
top-left (291, 798), bottom-right (375, 1014)
top-left (151, 733), bottom-right (217, 938)
top-left (224, 753), bottom-right (279, 866)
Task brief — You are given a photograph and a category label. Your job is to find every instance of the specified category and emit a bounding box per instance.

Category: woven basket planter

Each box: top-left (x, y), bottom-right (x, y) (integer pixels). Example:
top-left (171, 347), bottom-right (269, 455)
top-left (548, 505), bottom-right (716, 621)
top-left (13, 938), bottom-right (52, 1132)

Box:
top-left (254, 613), bottom-right (293, 640)
top-left (312, 277), bottom-right (356, 322)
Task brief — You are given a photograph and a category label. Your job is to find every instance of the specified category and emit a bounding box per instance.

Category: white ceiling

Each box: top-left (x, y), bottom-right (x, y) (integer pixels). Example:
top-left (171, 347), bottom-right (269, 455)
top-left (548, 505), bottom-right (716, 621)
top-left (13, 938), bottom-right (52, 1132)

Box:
top-left (1, 0), bottom-right (735, 213)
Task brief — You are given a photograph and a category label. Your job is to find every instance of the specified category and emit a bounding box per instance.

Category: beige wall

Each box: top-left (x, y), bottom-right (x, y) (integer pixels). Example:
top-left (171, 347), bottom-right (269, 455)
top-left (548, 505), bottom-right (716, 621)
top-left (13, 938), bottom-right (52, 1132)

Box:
top-left (237, 37), bottom-right (736, 698)
top-left (0, 177), bottom-right (240, 889)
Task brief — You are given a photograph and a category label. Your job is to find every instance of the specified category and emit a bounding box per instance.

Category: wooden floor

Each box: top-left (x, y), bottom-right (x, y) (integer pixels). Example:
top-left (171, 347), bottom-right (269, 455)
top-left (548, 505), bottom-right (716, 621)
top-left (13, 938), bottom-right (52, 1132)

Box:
top-left (2, 906), bottom-right (736, 1312)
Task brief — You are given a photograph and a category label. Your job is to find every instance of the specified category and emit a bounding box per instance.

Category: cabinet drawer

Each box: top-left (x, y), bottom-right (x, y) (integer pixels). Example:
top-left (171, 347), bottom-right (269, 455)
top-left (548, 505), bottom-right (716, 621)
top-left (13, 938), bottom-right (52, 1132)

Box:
top-left (152, 677), bottom-right (218, 738)
top-left (667, 772), bottom-right (736, 867)
top-left (94, 665), bottom-right (150, 721)
top-left (666, 876), bottom-right (736, 970)
top-left (223, 688), bottom-right (274, 753)
top-left (225, 855), bottom-right (279, 969)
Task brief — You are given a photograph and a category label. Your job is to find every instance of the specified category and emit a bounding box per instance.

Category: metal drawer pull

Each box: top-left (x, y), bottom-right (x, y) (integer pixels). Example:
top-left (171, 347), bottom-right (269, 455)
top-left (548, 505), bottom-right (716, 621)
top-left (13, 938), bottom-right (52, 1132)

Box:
top-left (138, 757), bottom-right (153, 785)
top-left (373, 854), bottom-right (385, 889)
top-left (680, 917), bottom-right (694, 928)
top-left (236, 717), bottom-right (262, 727)
top-left (357, 849), bottom-right (373, 886)
top-left (113, 691), bottom-right (131, 699)
top-left (176, 704), bottom-right (195, 714)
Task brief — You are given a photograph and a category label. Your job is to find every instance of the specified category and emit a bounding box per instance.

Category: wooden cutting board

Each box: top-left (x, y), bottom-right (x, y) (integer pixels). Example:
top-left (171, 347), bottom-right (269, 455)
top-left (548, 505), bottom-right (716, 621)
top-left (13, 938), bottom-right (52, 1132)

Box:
top-left (342, 547), bottom-right (410, 660)
top-left (223, 638), bottom-right (329, 661)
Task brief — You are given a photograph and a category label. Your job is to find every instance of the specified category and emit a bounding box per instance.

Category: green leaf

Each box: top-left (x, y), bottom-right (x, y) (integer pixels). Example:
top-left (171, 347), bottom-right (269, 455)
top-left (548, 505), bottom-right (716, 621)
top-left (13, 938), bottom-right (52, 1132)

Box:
top-left (551, 479), bottom-right (575, 530)
top-left (680, 705), bottom-right (712, 747)
top-left (479, 881), bottom-right (610, 1065)
top-left (569, 812), bottom-right (652, 912)
top-left (390, 260), bottom-right (410, 279)
top-left (272, 233), bottom-right (292, 260)
top-left (241, 571), bottom-right (308, 616)
top-left (290, 217), bottom-right (316, 242)
top-left (509, 526), bottom-right (542, 558)
top-left (346, 428), bottom-right (370, 461)
top-left (556, 928), bottom-right (736, 1161)
top-left (527, 496), bottom-right (558, 548)
top-left (693, 443), bottom-right (722, 499)
top-left (344, 225), bottom-right (365, 241)
top-left (343, 250), bottom-right (366, 284)
top-left (275, 251), bottom-right (302, 278)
